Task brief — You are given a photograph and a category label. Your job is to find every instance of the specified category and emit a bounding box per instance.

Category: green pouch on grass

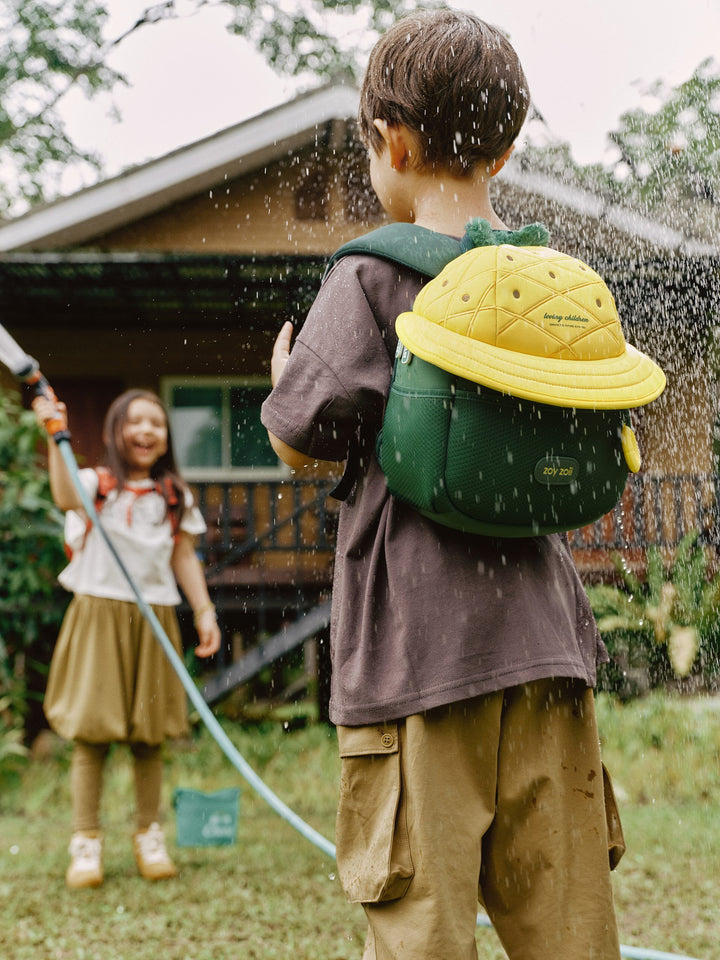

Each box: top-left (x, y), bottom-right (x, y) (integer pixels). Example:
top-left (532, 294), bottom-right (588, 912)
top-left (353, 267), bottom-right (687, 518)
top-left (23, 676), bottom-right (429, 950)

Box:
top-left (173, 787), bottom-right (240, 847)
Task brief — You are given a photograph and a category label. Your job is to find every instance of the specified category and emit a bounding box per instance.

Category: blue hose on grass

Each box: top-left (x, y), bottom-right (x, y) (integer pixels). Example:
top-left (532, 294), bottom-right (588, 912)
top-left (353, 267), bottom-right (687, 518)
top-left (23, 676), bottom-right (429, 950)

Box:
top-left (0, 327), bottom-right (701, 960)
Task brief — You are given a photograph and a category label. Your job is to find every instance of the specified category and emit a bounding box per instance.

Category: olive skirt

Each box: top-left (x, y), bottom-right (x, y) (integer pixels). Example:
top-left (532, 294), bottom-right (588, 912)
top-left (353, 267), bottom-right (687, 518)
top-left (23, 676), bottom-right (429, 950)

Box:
top-left (44, 594), bottom-right (189, 745)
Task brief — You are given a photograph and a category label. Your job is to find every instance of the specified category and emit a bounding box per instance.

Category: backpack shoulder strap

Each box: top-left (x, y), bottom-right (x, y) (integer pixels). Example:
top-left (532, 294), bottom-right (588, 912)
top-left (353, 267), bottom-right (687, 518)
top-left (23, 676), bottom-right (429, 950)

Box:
top-left (65, 467), bottom-right (115, 560)
top-left (324, 223), bottom-right (464, 280)
top-left (95, 466), bottom-right (116, 502)
top-left (156, 477), bottom-right (181, 540)
top-left (326, 226), bottom-right (463, 503)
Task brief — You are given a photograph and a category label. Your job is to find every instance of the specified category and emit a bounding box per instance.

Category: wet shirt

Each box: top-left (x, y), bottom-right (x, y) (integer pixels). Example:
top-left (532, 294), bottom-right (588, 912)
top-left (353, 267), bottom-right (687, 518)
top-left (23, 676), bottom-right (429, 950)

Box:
top-left (261, 255), bottom-right (607, 726)
top-left (59, 468), bottom-right (206, 605)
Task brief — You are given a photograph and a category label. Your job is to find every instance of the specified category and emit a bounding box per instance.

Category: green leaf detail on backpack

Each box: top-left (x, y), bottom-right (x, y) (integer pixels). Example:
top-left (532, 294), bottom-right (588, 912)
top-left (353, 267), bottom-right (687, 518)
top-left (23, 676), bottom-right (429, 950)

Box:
top-left (464, 218), bottom-right (550, 249)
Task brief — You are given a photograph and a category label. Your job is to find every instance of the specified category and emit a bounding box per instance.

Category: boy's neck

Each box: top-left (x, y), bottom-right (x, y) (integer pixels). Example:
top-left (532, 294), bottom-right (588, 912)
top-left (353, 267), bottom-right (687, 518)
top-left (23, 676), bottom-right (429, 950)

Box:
top-left (396, 170), bottom-right (506, 236)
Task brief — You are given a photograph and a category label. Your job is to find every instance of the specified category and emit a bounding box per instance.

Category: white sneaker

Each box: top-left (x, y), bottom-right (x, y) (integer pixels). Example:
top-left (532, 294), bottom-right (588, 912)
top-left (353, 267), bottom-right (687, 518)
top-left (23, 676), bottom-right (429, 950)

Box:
top-left (66, 833), bottom-right (103, 889)
top-left (133, 822), bottom-right (178, 881)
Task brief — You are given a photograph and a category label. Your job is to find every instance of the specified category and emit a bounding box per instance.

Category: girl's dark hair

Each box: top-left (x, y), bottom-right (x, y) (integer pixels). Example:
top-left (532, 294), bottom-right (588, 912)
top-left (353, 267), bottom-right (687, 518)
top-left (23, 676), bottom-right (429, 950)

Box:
top-left (102, 389), bottom-right (187, 526)
top-left (359, 9), bottom-right (530, 175)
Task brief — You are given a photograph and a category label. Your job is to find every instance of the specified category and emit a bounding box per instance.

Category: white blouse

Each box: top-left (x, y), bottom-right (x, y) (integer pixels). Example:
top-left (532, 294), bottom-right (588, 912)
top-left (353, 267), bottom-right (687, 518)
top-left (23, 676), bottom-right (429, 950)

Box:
top-left (58, 468), bottom-right (206, 605)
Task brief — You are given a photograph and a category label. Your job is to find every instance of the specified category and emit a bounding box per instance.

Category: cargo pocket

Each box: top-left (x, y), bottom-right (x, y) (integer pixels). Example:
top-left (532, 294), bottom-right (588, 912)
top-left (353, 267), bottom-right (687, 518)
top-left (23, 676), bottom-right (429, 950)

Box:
top-left (335, 723), bottom-right (414, 903)
top-left (602, 763), bottom-right (626, 870)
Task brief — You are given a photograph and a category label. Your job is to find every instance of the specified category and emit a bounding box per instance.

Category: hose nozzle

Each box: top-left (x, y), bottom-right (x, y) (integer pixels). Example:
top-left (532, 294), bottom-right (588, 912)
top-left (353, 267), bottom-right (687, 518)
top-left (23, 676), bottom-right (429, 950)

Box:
top-left (27, 369), bottom-right (71, 443)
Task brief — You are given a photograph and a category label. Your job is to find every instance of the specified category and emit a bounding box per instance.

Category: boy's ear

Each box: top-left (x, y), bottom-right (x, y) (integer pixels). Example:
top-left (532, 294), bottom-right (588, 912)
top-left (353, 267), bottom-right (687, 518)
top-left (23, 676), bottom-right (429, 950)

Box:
top-left (372, 119), bottom-right (414, 171)
top-left (488, 144), bottom-right (515, 178)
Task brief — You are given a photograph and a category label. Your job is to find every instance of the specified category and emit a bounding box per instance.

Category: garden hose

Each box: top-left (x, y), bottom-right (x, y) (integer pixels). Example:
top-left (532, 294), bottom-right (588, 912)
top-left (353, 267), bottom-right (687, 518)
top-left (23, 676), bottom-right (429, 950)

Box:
top-left (0, 323), bottom-right (702, 960)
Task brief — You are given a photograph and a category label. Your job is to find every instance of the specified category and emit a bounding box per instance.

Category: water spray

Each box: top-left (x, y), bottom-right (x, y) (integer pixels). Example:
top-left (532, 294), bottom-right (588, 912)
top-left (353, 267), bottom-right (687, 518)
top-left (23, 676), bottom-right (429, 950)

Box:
top-left (0, 321), bottom-right (702, 960)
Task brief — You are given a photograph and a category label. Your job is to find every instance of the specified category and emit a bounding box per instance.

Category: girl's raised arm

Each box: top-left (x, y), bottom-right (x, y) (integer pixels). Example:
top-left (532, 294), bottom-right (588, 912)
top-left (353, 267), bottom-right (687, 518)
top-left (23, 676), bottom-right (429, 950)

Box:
top-left (32, 396), bottom-right (83, 512)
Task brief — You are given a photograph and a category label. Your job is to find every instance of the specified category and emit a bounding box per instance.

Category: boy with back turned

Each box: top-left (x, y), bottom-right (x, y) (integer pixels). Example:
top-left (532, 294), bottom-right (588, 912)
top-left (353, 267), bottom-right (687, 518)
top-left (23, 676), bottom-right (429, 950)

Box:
top-left (261, 9), bottom-right (623, 959)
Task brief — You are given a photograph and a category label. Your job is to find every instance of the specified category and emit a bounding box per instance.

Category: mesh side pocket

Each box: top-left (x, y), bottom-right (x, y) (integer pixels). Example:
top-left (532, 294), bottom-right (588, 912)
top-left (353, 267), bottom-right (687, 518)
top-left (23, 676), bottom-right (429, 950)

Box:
top-left (378, 383), bottom-right (453, 513)
top-left (444, 388), bottom-right (629, 532)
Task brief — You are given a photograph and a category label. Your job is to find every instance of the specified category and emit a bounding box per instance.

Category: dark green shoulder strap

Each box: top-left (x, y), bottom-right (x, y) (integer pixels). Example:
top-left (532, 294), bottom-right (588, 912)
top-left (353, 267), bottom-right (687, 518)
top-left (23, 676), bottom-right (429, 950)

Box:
top-left (325, 218), bottom-right (550, 501)
top-left (323, 223), bottom-right (464, 280)
top-left (325, 224), bottom-right (464, 503)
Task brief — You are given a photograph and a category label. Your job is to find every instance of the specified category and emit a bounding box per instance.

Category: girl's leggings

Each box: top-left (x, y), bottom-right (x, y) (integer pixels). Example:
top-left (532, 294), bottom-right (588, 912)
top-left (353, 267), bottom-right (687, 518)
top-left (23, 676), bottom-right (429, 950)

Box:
top-left (70, 740), bottom-right (163, 833)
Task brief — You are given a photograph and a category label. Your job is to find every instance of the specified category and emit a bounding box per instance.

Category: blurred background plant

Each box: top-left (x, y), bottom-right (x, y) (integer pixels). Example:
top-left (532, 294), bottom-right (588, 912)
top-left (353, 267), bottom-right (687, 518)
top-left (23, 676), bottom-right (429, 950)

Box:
top-left (0, 389), bottom-right (67, 761)
top-left (588, 532), bottom-right (720, 697)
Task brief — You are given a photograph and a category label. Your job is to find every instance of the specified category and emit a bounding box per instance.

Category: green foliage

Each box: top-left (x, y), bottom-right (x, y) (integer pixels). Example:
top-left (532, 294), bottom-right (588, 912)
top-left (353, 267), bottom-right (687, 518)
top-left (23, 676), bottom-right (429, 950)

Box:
top-left (221, 0), bottom-right (438, 81)
top-left (0, 684), bottom-right (28, 790)
top-left (0, 388), bottom-right (66, 644)
top-left (609, 59), bottom-right (720, 209)
top-left (1, 0), bottom-right (434, 215)
top-left (523, 57), bottom-right (720, 242)
top-left (0, 0), bottom-right (124, 216)
top-left (587, 533), bottom-right (720, 694)
top-left (0, 388), bottom-right (67, 751)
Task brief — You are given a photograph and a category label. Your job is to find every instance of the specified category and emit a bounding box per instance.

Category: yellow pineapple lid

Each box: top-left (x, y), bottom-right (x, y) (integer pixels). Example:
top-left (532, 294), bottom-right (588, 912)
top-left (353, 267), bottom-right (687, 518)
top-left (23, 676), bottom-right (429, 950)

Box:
top-left (395, 243), bottom-right (666, 409)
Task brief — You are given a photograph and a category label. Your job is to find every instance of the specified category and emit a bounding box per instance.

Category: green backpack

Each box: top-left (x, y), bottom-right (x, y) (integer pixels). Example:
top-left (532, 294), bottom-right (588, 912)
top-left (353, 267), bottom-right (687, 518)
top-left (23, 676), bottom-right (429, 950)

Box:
top-left (326, 220), bottom-right (665, 538)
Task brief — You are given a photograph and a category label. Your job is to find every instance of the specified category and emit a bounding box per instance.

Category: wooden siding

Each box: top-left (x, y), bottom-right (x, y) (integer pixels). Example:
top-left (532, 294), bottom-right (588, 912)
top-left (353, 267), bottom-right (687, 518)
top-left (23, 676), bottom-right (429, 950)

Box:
top-left (84, 143), bottom-right (384, 257)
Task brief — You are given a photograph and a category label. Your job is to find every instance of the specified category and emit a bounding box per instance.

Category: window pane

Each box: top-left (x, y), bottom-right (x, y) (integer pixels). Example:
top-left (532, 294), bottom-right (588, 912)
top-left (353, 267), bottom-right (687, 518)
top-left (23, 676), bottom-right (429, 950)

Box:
top-left (170, 386), bottom-right (223, 468)
top-left (230, 386), bottom-right (276, 468)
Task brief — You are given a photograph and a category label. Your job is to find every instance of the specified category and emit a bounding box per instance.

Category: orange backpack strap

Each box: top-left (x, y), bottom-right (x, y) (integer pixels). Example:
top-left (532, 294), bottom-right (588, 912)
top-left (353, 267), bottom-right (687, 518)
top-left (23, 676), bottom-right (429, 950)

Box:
top-left (157, 476), bottom-right (181, 541)
top-left (64, 468), bottom-right (116, 560)
top-left (65, 470), bottom-right (181, 560)
top-left (95, 466), bottom-right (116, 501)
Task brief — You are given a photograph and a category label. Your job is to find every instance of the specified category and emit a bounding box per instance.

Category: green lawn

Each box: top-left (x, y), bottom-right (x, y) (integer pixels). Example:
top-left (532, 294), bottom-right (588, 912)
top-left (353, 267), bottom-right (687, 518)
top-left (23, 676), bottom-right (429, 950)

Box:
top-left (1, 694), bottom-right (718, 960)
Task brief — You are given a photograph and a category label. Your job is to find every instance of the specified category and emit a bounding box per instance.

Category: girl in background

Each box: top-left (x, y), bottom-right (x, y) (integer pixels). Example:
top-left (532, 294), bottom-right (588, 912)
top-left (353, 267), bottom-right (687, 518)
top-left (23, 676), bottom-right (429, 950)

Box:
top-left (34, 389), bottom-right (221, 889)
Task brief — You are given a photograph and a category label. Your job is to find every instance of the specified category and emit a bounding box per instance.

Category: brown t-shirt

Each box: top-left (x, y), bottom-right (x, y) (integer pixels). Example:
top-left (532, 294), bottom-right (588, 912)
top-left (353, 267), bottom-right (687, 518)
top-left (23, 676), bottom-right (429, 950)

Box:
top-left (261, 254), bottom-right (608, 726)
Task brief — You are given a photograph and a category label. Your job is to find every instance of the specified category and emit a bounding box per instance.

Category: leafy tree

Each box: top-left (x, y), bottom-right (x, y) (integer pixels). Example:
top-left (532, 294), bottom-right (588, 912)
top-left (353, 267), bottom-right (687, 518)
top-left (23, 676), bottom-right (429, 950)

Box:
top-left (219, 0), bottom-right (428, 79)
top-left (608, 59), bottom-right (720, 210)
top-left (0, 0), bottom-right (434, 216)
top-left (0, 0), bottom-right (124, 216)
top-left (520, 58), bottom-right (720, 242)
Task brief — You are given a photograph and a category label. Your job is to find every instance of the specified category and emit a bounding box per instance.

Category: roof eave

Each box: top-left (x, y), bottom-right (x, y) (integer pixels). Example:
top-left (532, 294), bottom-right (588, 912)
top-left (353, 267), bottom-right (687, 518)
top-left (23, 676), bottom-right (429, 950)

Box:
top-left (501, 166), bottom-right (720, 257)
top-left (0, 85), bottom-right (359, 253)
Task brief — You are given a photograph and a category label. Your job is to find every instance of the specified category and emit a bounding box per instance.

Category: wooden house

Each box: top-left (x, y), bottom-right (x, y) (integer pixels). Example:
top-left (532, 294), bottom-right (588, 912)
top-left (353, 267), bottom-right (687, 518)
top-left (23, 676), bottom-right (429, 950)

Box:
top-left (1, 84), bottom-right (719, 688)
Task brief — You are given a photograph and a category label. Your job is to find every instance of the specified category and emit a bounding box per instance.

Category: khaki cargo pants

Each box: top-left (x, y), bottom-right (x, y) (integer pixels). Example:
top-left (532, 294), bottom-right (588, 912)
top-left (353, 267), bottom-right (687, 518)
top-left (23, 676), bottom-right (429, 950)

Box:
top-left (336, 679), bottom-right (624, 960)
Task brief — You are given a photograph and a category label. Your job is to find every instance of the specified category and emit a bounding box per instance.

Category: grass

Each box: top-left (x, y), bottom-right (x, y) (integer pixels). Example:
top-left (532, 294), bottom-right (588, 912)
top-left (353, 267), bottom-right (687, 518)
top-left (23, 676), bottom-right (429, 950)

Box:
top-left (1, 694), bottom-right (719, 960)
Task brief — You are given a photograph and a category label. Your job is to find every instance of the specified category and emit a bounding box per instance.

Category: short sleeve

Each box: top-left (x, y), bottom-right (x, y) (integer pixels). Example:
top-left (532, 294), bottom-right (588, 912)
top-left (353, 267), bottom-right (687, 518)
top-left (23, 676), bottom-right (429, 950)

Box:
top-left (261, 256), bottom-right (413, 461)
top-left (180, 488), bottom-right (207, 537)
top-left (63, 469), bottom-right (99, 553)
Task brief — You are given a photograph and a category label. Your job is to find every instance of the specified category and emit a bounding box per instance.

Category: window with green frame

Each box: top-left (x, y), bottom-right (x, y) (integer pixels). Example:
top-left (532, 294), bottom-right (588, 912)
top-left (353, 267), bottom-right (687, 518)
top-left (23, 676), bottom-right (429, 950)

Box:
top-left (163, 378), bottom-right (284, 478)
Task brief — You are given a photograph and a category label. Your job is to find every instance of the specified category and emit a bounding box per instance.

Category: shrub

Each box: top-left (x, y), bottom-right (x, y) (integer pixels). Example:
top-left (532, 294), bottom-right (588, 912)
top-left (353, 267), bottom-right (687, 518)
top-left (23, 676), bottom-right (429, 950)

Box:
top-left (0, 389), bottom-right (67, 746)
top-left (587, 532), bottom-right (720, 696)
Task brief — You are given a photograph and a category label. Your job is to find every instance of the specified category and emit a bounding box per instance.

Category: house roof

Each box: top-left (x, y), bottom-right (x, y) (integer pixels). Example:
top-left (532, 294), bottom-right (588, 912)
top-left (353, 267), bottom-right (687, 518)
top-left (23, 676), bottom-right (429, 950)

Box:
top-left (0, 84), bottom-right (717, 336)
top-left (0, 82), bottom-right (717, 258)
top-left (499, 167), bottom-right (719, 259)
top-left (0, 85), bottom-right (360, 253)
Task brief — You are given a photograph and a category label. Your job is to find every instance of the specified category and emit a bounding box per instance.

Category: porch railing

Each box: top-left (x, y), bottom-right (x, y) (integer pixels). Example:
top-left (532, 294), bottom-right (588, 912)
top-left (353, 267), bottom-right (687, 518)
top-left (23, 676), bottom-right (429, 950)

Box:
top-left (187, 472), bottom-right (719, 675)
top-left (187, 471), bottom-right (720, 623)
top-left (191, 478), bottom-right (338, 573)
top-left (192, 473), bottom-right (719, 569)
top-left (567, 473), bottom-right (719, 553)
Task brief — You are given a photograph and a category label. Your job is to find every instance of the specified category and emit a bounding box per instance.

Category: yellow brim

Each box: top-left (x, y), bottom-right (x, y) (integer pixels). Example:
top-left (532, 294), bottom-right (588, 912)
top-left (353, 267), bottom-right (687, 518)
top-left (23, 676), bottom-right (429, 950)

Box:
top-left (396, 312), bottom-right (666, 409)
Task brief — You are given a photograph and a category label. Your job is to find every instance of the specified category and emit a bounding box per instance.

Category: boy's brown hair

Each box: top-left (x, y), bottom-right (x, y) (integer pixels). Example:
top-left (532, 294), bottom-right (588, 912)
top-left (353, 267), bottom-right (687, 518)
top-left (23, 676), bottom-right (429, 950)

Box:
top-left (359, 8), bottom-right (529, 175)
